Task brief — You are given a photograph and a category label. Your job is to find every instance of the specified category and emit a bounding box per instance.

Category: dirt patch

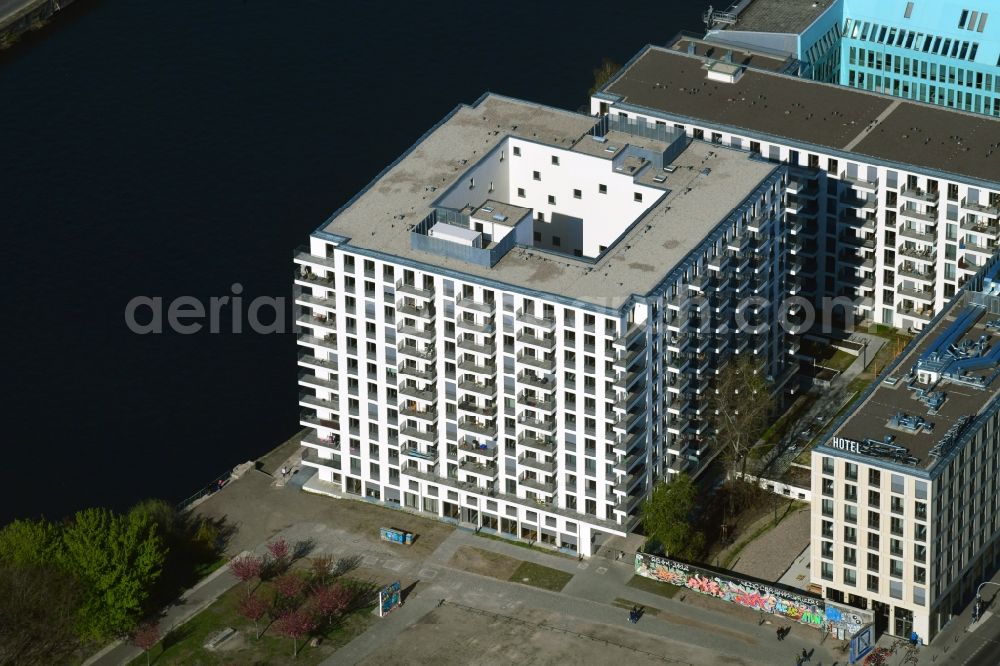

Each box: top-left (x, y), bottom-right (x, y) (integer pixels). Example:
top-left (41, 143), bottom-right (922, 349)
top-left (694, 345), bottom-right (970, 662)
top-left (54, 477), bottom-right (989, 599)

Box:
top-left (448, 545), bottom-right (521, 580)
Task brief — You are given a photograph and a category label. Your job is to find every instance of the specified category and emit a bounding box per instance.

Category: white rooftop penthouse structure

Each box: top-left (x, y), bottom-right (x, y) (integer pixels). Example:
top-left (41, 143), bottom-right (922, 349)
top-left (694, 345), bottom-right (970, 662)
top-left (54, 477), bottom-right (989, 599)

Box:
top-left (293, 93), bottom-right (797, 556)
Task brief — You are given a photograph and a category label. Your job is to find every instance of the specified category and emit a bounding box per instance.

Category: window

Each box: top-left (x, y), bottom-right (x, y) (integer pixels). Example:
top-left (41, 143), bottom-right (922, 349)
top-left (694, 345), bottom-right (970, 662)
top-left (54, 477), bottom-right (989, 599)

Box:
top-left (634, 192), bottom-right (643, 203)
top-left (890, 517), bottom-right (904, 536)
top-left (844, 568), bottom-right (857, 586)
top-left (533, 231), bottom-right (541, 242)
top-left (845, 547), bottom-right (857, 565)
top-left (822, 520), bottom-right (834, 539)
top-left (599, 184), bottom-right (607, 194)
top-left (513, 146), bottom-right (521, 157)
top-left (821, 562), bottom-right (834, 581)
top-left (573, 188), bottom-right (582, 199)
top-left (914, 566), bottom-right (926, 583)
top-left (845, 505), bottom-right (858, 524)
top-left (822, 478), bottom-right (834, 497)
top-left (551, 155), bottom-right (560, 166)
top-left (889, 580), bottom-right (903, 600)
top-left (548, 195), bottom-right (556, 205)
top-left (846, 463), bottom-right (858, 481)
top-left (867, 552), bottom-right (879, 572)
top-left (868, 511), bottom-right (880, 529)
top-left (869, 469), bottom-right (881, 485)
top-left (891, 473), bottom-right (904, 493)
top-left (868, 490), bottom-right (880, 506)
top-left (868, 532), bottom-right (879, 550)
top-left (845, 526), bottom-right (857, 544)
top-left (518, 187), bottom-right (525, 198)
top-left (553, 236), bottom-right (561, 247)
top-left (890, 496), bottom-right (904, 514)
top-left (867, 574), bottom-right (879, 592)
top-left (822, 499), bottom-right (834, 517)
top-left (823, 457), bottom-right (835, 474)
top-left (845, 484), bottom-right (858, 502)
top-left (533, 171), bottom-right (541, 181)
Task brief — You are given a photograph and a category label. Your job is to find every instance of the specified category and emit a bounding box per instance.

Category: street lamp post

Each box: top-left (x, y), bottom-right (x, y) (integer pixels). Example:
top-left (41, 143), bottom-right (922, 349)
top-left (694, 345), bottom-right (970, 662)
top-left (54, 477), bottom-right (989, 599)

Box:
top-left (972, 581), bottom-right (1000, 623)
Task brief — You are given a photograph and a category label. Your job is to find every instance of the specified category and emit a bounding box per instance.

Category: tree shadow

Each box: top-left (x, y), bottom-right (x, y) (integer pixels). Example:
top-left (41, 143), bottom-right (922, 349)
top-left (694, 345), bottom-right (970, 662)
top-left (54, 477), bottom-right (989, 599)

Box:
top-left (332, 554), bottom-right (363, 578)
top-left (292, 538), bottom-right (316, 562)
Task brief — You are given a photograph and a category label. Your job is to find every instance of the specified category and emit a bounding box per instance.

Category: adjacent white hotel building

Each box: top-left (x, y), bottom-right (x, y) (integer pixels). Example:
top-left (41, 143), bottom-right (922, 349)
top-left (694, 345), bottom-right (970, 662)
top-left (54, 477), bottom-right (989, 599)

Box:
top-left (811, 259), bottom-right (1000, 643)
top-left (592, 39), bottom-right (1000, 331)
top-left (294, 93), bottom-right (796, 556)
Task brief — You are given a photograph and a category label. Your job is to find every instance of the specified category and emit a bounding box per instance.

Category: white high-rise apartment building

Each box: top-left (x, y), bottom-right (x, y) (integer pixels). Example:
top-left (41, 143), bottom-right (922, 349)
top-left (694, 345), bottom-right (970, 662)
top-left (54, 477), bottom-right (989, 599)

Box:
top-left (294, 94), bottom-right (796, 556)
top-left (592, 41), bottom-right (1000, 331)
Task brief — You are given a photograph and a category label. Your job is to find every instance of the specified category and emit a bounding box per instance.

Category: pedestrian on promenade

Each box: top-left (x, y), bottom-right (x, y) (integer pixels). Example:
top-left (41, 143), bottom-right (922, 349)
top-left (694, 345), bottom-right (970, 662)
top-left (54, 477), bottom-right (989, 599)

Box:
top-left (801, 647), bottom-right (809, 661)
top-left (776, 627), bottom-right (783, 640)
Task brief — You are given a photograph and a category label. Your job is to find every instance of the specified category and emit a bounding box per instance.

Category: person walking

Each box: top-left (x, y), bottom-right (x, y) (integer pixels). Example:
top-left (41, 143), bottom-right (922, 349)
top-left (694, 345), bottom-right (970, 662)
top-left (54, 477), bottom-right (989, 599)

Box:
top-left (801, 647), bottom-right (809, 661)
top-left (776, 627), bottom-right (783, 641)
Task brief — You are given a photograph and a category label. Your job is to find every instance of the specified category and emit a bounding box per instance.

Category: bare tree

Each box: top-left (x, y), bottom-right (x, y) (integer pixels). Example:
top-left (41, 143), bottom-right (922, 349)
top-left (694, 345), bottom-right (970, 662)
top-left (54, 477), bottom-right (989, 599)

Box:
top-left (708, 356), bottom-right (775, 513)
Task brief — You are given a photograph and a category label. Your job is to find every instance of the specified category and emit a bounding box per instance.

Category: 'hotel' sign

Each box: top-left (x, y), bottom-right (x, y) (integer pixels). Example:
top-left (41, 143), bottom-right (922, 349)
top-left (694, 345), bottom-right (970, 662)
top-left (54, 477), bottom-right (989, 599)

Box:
top-left (831, 437), bottom-right (862, 453)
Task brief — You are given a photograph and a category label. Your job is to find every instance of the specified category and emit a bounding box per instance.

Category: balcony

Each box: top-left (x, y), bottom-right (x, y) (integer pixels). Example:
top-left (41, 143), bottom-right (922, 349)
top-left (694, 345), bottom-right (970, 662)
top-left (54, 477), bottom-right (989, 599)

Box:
top-left (960, 197), bottom-right (1000, 218)
top-left (962, 238), bottom-right (998, 255)
top-left (456, 315), bottom-right (495, 335)
top-left (614, 451), bottom-right (644, 474)
top-left (395, 280), bottom-right (434, 301)
top-left (840, 172), bottom-right (878, 191)
top-left (614, 345), bottom-right (645, 371)
top-left (518, 390), bottom-right (556, 413)
top-left (458, 418), bottom-right (498, 438)
top-left (458, 440), bottom-right (498, 459)
top-left (399, 405), bottom-right (437, 422)
top-left (519, 474), bottom-right (556, 496)
top-left (613, 470), bottom-right (644, 494)
top-left (457, 359), bottom-right (494, 377)
top-left (400, 425), bottom-right (438, 444)
top-left (517, 371), bottom-right (555, 393)
top-left (298, 371), bottom-right (339, 392)
top-left (397, 323), bottom-right (435, 342)
top-left (897, 245), bottom-right (936, 263)
top-left (298, 334), bottom-right (338, 352)
top-left (295, 292), bottom-right (337, 311)
top-left (457, 379), bottom-right (497, 398)
top-left (517, 433), bottom-right (555, 454)
top-left (960, 218), bottom-right (1000, 236)
top-left (613, 369), bottom-right (644, 391)
top-left (518, 414), bottom-right (556, 433)
top-left (516, 330), bottom-right (556, 351)
top-left (457, 399), bottom-right (495, 417)
top-left (613, 408), bottom-right (645, 433)
top-left (297, 352), bottom-right (336, 372)
top-left (707, 253), bottom-right (730, 271)
top-left (896, 303), bottom-right (933, 320)
top-left (517, 454), bottom-right (556, 473)
top-left (898, 205), bottom-right (938, 224)
top-left (396, 301), bottom-right (434, 320)
top-left (397, 342), bottom-right (435, 361)
top-left (398, 384), bottom-right (436, 403)
top-left (900, 187), bottom-right (939, 204)
top-left (516, 351), bottom-right (555, 371)
top-left (896, 286), bottom-right (934, 302)
top-left (398, 364), bottom-right (436, 383)
top-left (455, 295), bottom-right (495, 315)
top-left (457, 337), bottom-right (496, 357)
top-left (897, 224), bottom-right (936, 245)
top-left (294, 269), bottom-right (336, 289)
top-left (896, 263), bottom-right (934, 282)
top-left (401, 445), bottom-right (439, 462)
top-left (613, 325), bottom-right (645, 349)
top-left (459, 459), bottom-right (499, 479)
top-left (516, 308), bottom-right (556, 331)
top-left (300, 447), bottom-right (340, 471)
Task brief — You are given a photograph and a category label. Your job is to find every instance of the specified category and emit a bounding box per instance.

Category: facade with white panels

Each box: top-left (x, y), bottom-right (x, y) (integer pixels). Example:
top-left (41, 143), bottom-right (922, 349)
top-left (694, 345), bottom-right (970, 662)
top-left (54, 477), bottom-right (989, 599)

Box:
top-left (294, 93), bottom-right (796, 556)
top-left (594, 44), bottom-right (1000, 332)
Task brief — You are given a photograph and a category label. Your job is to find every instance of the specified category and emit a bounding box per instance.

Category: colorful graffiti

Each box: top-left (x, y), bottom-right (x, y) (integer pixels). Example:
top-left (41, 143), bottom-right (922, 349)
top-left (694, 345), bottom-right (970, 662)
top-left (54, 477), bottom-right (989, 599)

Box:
top-left (635, 552), bottom-right (824, 627)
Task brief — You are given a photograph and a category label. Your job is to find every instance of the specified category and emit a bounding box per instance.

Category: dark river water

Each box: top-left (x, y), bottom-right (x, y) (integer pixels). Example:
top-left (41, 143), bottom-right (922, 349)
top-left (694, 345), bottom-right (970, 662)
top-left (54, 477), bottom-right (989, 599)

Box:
top-left (0, 0), bottom-right (703, 524)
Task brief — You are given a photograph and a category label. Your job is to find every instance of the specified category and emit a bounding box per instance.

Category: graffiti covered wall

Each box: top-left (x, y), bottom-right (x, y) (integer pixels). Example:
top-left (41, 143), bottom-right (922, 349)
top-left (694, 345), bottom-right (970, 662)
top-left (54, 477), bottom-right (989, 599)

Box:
top-left (635, 552), bottom-right (824, 627)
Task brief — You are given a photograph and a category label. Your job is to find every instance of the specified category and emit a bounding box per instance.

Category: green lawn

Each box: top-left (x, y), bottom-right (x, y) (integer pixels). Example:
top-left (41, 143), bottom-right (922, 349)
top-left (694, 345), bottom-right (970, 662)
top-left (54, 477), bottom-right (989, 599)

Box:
top-left (474, 530), bottom-right (575, 559)
top-left (508, 561), bottom-right (573, 592)
top-left (128, 580), bottom-right (376, 665)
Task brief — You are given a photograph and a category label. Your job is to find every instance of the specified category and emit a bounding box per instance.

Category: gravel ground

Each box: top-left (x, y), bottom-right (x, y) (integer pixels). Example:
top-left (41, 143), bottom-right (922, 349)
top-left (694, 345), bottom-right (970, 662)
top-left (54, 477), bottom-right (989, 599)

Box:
top-left (731, 506), bottom-right (811, 582)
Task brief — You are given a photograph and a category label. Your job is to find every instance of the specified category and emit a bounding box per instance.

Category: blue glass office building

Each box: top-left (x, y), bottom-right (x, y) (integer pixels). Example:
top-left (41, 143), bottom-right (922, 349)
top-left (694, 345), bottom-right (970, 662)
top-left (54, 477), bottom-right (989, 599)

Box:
top-left (704, 0), bottom-right (1000, 116)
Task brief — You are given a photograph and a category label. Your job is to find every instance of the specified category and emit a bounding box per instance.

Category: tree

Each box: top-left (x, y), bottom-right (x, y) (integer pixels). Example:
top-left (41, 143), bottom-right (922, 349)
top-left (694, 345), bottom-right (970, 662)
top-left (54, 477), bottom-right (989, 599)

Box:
top-left (0, 561), bottom-right (82, 665)
top-left (273, 572), bottom-right (307, 614)
top-left (131, 621), bottom-right (160, 666)
top-left (267, 538), bottom-right (290, 562)
top-left (59, 507), bottom-right (167, 641)
top-left (308, 583), bottom-right (352, 626)
top-left (237, 593), bottom-right (268, 639)
top-left (640, 473), bottom-right (705, 560)
top-left (0, 518), bottom-right (61, 567)
top-left (310, 554), bottom-right (334, 587)
top-left (709, 356), bottom-right (775, 513)
top-left (589, 57), bottom-right (622, 95)
top-left (229, 554), bottom-right (264, 598)
top-left (274, 608), bottom-right (318, 658)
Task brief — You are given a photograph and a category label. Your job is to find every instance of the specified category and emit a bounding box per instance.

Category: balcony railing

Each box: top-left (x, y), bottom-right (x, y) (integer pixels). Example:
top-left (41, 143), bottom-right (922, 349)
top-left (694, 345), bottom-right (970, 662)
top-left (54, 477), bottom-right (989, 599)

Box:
top-left (395, 280), bottom-right (434, 301)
